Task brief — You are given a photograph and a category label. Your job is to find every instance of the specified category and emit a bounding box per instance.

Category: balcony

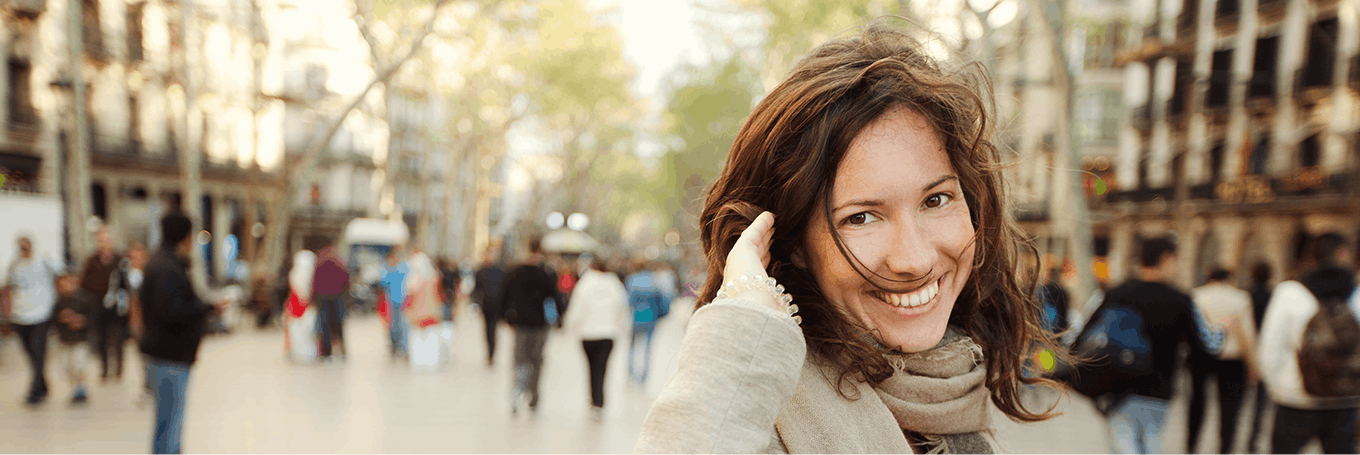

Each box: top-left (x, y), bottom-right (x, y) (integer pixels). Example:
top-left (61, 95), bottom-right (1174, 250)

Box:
top-left (1257, 0), bottom-right (1285, 18)
top-left (1103, 186), bottom-right (1175, 204)
top-left (0, 0), bottom-right (44, 17)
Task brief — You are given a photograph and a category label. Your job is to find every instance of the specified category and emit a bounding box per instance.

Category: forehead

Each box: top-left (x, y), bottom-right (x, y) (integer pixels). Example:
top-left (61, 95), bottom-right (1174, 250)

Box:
top-left (833, 108), bottom-right (952, 200)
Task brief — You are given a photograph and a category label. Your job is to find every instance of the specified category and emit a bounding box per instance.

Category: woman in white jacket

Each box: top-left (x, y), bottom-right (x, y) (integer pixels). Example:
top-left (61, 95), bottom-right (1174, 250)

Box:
top-left (563, 257), bottom-right (630, 419)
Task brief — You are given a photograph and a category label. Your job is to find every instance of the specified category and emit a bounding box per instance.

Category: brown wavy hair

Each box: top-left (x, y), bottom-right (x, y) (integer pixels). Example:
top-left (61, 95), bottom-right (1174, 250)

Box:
top-left (697, 20), bottom-right (1063, 422)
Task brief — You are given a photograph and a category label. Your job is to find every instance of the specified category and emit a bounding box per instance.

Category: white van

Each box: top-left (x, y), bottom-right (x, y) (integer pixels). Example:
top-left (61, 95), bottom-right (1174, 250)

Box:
top-left (340, 218), bottom-right (409, 311)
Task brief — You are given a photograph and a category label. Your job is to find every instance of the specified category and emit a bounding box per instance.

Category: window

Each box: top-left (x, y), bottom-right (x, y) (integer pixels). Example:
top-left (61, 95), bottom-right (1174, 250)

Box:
top-left (1207, 49), bottom-right (1233, 108)
top-left (1299, 134), bottom-right (1320, 168)
top-left (1170, 58), bottom-right (1193, 115)
top-left (1208, 141), bottom-right (1225, 184)
top-left (81, 0), bottom-right (103, 58)
top-left (128, 96), bottom-right (141, 146)
top-left (1299, 18), bottom-right (1339, 90)
top-left (1249, 36), bottom-right (1279, 98)
top-left (1078, 88), bottom-right (1122, 144)
top-left (127, 2), bottom-right (144, 62)
top-left (1215, 0), bottom-right (1240, 23)
top-left (1083, 23), bottom-right (1126, 69)
top-left (6, 59), bottom-right (36, 127)
top-left (1248, 133), bottom-right (1269, 175)
top-left (1177, 0), bottom-right (1198, 31)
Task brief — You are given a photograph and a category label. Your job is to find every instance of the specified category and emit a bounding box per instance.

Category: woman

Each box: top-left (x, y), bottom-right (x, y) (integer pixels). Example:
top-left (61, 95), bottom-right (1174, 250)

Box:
top-left (636, 22), bottom-right (1061, 453)
top-left (562, 257), bottom-right (629, 420)
top-left (285, 250), bottom-right (317, 362)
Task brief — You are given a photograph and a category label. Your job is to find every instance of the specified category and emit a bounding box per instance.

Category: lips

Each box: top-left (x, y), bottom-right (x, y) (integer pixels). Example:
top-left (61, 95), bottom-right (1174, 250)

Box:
top-left (872, 279), bottom-right (939, 308)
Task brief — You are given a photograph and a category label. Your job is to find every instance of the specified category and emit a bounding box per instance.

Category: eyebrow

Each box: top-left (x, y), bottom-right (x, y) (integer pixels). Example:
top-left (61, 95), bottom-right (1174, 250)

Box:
top-left (832, 174), bottom-right (960, 212)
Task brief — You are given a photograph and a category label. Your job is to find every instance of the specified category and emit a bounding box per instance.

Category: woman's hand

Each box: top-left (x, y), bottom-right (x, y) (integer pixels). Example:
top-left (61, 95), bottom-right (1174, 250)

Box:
top-left (721, 211), bottom-right (782, 311)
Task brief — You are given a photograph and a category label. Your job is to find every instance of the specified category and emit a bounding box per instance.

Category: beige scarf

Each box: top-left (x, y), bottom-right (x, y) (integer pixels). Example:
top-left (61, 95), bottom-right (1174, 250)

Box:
top-left (776, 327), bottom-right (996, 454)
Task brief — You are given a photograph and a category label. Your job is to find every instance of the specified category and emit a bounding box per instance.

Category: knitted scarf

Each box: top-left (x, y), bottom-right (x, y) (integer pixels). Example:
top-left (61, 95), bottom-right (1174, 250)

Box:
top-left (776, 327), bottom-right (996, 454)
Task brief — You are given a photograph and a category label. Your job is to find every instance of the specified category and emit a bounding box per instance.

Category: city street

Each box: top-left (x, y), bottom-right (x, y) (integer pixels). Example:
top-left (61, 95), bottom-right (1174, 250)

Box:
top-left (0, 299), bottom-right (1283, 453)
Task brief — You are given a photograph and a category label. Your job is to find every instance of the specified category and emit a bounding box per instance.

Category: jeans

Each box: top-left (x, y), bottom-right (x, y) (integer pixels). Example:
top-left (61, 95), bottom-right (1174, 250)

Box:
top-left (1108, 394), bottom-right (1169, 454)
top-left (96, 313), bottom-right (129, 379)
top-left (1187, 358), bottom-right (1247, 453)
top-left (147, 358), bottom-right (192, 454)
top-left (629, 326), bottom-right (655, 385)
top-left (582, 339), bottom-right (614, 408)
top-left (511, 326), bottom-right (549, 408)
top-left (482, 311), bottom-right (499, 364)
top-left (1246, 382), bottom-right (1271, 452)
top-left (389, 305), bottom-right (409, 355)
top-left (14, 321), bottom-right (50, 400)
top-left (317, 297), bottom-right (345, 357)
top-left (1270, 405), bottom-right (1358, 454)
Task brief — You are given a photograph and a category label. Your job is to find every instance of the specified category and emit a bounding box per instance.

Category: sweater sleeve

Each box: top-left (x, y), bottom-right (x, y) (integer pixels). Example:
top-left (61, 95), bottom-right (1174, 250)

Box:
top-left (1257, 281), bottom-right (1305, 394)
top-left (636, 297), bottom-right (805, 454)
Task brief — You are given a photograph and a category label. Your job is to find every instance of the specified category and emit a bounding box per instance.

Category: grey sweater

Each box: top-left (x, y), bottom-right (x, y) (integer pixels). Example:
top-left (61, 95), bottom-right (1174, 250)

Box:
top-left (635, 297), bottom-right (806, 453)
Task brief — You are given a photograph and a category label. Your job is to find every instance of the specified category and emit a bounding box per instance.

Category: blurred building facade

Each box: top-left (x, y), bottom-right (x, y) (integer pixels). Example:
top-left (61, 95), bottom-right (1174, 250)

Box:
top-left (0, 0), bottom-right (285, 282)
top-left (995, 0), bottom-right (1128, 287)
top-left (1101, 0), bottom-right (1359, 288)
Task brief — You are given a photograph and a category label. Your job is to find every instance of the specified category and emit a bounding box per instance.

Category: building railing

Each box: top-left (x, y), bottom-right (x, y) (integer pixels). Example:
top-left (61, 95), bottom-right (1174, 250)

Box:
top-left (0, 0), bottom-right (44, 17)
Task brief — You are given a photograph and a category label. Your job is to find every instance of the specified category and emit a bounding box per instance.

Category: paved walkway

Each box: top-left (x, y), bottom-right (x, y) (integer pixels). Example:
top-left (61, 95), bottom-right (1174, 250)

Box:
top-left (0, 299), bottom-right (1292, 453)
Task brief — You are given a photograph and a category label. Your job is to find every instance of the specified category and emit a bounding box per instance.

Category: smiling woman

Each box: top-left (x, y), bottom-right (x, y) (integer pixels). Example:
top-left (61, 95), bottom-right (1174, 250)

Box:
top-left (636, 19), bottom-right (1064, 454)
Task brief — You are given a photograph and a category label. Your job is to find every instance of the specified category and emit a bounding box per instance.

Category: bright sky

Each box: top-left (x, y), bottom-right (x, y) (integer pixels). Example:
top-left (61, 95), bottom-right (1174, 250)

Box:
top-left (600, 0), bottom-right (706, 98)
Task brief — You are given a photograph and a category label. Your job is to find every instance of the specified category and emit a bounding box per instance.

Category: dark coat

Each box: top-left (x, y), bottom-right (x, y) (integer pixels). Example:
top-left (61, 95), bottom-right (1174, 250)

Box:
top-left (499, 262), bottom-right (559, 329)
top-left (138, 247), bottom-right (214, 365)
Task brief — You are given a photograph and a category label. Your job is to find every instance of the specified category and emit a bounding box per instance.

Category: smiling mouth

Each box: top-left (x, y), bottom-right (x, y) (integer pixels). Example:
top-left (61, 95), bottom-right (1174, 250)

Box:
top-left (871, 279), bottom-right (940, 308)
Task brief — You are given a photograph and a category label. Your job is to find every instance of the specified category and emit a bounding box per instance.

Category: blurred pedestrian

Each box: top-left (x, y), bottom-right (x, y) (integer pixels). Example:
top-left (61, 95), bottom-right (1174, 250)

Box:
top-left (1244, 261), bottom-right (1274, 453)
top-left (313, 245), bottom-right (349, 362)
top-left (1257, 233), bottom-right (1359, 454)
top-left (102, 241), bottom-right (147, 381)
top-left (379, 247), bottom-right (411, 358)
top-left (77, 227), bottom-right (124, 383)
top-left (139, 212), bottom-right (225, 454)
top-left (52, 274), bottom-right (95, 404)
top-left (285, 250), bottom-right (317, 361)
top-left (1186, 266), bottom-right (1257, 453)
top-left (1078, 237), bottom-right (1223, 454)
top-left (625, 259), bottom-right (671, 386)
top-left (500, 237), bottom-right (559, 414)
top-left (439, 258), bottom-right (459, 322)
top-left (472, 248), bottom-right (506, 366)
top-left (3, 233), bottom-right (66, 405)
top-left (563, 257), bottom-right (629, 420)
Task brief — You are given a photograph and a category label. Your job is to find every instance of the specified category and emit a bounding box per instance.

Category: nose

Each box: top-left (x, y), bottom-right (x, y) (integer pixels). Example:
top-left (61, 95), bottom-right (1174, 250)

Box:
top-left (880, 216), bottom-right (939, 282)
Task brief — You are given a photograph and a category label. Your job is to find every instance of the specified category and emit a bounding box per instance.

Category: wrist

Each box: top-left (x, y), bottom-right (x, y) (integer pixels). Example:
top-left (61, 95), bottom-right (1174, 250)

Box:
top-left (716, 274), bottom-right (800, 324)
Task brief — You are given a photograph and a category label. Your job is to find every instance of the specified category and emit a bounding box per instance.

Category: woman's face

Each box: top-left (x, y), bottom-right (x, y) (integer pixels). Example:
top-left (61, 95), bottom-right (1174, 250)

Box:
top-left (801, 108), bottom-right (977, 353)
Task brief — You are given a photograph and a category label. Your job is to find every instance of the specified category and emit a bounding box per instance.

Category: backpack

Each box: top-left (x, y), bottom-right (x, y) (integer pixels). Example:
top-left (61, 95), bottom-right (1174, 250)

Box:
top-left (1296, 285), bottom-right (1360, 397)
top-left (1050, 303), bottom-right (1153, 402)
top-left (628, 273), bottom-right (670, 325)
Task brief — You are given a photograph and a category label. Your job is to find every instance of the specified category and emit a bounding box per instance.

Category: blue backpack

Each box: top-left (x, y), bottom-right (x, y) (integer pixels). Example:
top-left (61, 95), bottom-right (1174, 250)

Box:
top-left (628, 274), bottom-right (670, 325)
top-left (1050, 305), bottom-right (1153, 402)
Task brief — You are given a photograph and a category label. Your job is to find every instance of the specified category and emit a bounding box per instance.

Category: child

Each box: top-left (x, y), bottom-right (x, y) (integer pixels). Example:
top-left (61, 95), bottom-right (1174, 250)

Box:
top-left (52, 275), bottom-right (96, 404)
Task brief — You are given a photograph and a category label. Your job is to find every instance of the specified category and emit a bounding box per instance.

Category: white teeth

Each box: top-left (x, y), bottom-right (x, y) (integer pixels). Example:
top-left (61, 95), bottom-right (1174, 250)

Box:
top-left (882, 280), bottom-right (940, 308)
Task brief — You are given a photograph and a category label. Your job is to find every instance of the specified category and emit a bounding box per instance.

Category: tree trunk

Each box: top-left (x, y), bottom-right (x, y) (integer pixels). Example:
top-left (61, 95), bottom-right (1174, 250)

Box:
top-left (1039, 0), bottom-right (1098, 303)
top-left (257, 0), bottom-right (452, 276)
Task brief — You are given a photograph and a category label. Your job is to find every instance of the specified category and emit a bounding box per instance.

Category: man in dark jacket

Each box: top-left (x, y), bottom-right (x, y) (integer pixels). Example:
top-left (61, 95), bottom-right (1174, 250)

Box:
top-left (1089, 237), bottom-right (1223, 454)
top-left (472, 248), bottom-right (506, 366)
top-left (499, 237), bottom-right (559, 414)
top-left (139, 212), bottom-right (221, 454)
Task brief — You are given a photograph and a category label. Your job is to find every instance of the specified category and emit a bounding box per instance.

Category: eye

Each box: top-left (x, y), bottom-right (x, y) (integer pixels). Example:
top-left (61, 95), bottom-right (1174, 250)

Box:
top-left (842, 212), bottom-right (880, 226)
top-left (924, 192), bottom-right (953, 209)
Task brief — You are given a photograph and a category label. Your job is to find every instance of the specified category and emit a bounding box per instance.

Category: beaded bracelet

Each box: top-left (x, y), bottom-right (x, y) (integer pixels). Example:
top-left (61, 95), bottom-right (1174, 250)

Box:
top-left (716, 274), bottom-right (801, 324)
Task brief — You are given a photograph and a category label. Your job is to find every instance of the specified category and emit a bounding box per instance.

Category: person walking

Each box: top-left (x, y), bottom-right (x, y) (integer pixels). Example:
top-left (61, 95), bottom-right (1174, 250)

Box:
top-left (499, 237), bottom-right (559, 414)
top-left (472, 249), bottom-right (506, 366)
top-left (78, 227), bottom-right (124, 383)
top-left (3, 234), bottom-right (66, 405)
top-left (139, 212), bottom-right (224, 454)
top-left (1186, 267), bottom-right (1257, 453)
top-left (52, 274), bottom-right (96, 404)
top-left (1257, 233), bottom-right (1359, 454)
top-left (1244, 262), bottom-right (1274, 453)
top-left (379, 248), bottom-right (411, 358)
top-left (312, 246), bottom-right (349, 362)
top-left (105, 241), bottom-right (147, 380)
top-left (1076, 237), bottom-right (1223, 454)
top-left (625, 260), bottom-right (671, 386)
top-left (563, 257), bottom-right (629, 420)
